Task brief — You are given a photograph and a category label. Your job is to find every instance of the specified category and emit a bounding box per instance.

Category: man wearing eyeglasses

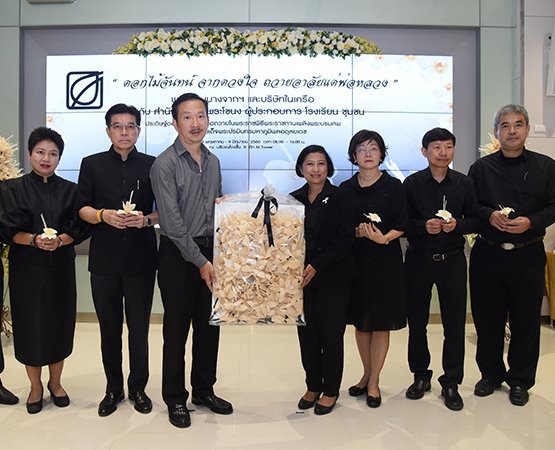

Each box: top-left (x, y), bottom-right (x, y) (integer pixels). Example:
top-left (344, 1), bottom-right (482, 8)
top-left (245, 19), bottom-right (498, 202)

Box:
top-left (77, 103), bottom-right (159, 417)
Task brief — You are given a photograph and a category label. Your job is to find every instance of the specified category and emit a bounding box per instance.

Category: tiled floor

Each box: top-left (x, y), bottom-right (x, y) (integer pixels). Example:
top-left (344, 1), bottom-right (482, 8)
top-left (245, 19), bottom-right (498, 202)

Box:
top-left (1, 322), bottom-right (554, 449)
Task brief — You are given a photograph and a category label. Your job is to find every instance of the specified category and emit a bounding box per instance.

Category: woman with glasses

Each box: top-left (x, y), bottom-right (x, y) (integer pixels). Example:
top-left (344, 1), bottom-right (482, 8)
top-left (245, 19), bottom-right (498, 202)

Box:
top-left (0, 127), bottom-right (88, 414)
top-left (339, 130), bottom-right (408, 408)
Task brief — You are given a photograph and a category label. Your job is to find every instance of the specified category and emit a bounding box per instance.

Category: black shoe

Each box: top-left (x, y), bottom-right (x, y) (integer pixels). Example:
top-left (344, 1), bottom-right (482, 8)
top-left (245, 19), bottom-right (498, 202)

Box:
top-left (348, 385), bottom-right (367, 397)
top-left (297, 396), bottom-right (317, 410)
top-left (441, 387), bottom-right (463, 411)
top-left (509, 386), bottom-right (529, 406)
top-left (98, 391), bottom-right (124, 417)
top-left (366, 395), bottom-right (382, 408)
top-left (168, 403), bottom-right (191, 428)
top-left (0, 381), bottom-right (19, 405)
top-left (26, 388), bottom-right (43, 414)
top-left (474, 378), bottom-right (501, 397)
top-left (406, 380), bottom-right (431, 400)
top-left (129, 391), bottom-right (153, 414)
top-left (47, 383), bottom-right (70, 408)
top-left (314, 397), bottom-right (338, 416)
top-left (192, 394), bottom-right (233, 415)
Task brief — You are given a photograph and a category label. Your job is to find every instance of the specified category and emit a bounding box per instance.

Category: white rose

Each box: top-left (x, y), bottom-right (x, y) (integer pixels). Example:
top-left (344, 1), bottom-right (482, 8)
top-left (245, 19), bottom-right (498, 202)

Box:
top-left (170, 39), bottom-right (183, 52)
top-left (314, 43), bottom-right (325, 55)
top-left (363, 212), bottom-right (382, 223)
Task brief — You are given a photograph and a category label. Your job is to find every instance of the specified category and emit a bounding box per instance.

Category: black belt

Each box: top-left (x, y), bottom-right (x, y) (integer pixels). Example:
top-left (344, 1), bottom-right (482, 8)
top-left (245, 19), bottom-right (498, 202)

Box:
top-left (479, 235), bottom-right (543, 251)
top-left (410, 246), bottom-right (463, 262)
top-left (193, 236), bottom-right (214, 248)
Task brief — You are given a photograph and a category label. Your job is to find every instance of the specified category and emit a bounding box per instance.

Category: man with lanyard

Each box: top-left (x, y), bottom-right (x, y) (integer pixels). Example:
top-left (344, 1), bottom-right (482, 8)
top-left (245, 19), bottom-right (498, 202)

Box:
top-left (150, 93), bottom-right (232, 428)
top-left (403, 127), bottom-right (478, 411)
top-left (77, 103), bottom-right (158, 417)
top-left (468, 104), bottom-right (555, 406)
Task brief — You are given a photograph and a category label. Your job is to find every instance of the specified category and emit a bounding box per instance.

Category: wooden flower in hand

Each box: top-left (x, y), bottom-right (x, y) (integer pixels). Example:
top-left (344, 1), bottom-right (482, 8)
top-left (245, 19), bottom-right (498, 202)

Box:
top-left (117, 191), bottom-right (140, 215)
top-left (363, 212), bottom-right (382, 223)
top-left (499, 205), bottom-right (514, 217)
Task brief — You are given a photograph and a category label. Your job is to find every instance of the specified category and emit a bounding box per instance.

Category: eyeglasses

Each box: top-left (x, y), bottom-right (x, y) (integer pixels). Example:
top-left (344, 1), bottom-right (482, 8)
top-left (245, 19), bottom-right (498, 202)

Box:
top-left (355, 143), bottom-right (380, 154)
top-left (110, 123), bottom-right (139, 132)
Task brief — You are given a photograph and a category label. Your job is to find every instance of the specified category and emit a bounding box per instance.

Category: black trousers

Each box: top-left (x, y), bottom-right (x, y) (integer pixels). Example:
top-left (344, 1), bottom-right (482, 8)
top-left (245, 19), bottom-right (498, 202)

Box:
top-left (470, 240), bottom-right (545, 389)
top-left (0, 260), bottom-right (4, 374)
top-left (405, 248), bottom-right (467, 388)
top-left (91, 271), bottom-right (155, 393)
top-left (158, 238), bottom-right (219, 406)
top-left (298, 282), bottom-right (350, 397)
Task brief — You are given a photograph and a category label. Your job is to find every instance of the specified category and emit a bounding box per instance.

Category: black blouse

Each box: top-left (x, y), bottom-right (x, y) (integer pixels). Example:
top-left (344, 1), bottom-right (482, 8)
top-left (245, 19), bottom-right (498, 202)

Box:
top-left (290, 180), bottom-right (357, 287)
top-left (0, 171), bottom-right (89, 265)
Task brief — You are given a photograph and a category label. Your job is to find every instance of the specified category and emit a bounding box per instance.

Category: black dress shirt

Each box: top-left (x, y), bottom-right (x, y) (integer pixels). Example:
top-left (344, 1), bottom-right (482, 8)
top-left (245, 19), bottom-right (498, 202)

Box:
top-left (403, 167), bottom-right (478, 252)
top-left (468, 148), bottom-right (555, 243)
top-left (76, 147), bottom-right (157, 276)
top-left (290, 180), bottom-right (358, 287)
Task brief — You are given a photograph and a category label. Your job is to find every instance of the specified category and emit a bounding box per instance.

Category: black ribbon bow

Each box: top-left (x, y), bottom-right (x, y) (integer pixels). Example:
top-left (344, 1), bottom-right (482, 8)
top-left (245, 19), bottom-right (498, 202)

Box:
top-left (251, 189), bottom-right (279, 247)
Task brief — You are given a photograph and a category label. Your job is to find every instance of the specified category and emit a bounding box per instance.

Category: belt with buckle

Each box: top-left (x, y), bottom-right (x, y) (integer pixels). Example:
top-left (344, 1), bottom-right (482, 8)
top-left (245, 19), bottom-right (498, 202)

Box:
top-left (478, 235), bottom-right (543, 251)
top-left (193, 236), bottom-right (214, 248)
top-left (410, 246), bottom-right (463, 262)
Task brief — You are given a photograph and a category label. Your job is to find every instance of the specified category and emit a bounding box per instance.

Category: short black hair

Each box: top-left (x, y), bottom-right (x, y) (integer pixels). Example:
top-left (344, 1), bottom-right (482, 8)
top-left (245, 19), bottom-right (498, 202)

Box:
top-left (347, 129), bottom-right (388, 165)
top-left (28, 127), bottom-right (65, 157)
top-left (295, 144), bottom-right (335, 178)
top-left (421, 127), bottom-right (456, 149)
top-left (171, 93), bottom-right (209, 119)
top-left (105, 103), bottom-right (141, 127)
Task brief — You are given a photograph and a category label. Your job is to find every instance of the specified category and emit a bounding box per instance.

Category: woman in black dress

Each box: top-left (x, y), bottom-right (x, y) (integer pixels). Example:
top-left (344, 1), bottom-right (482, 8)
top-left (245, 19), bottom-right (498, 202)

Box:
top-left (0, 127), bottom-right (87, 414)
top-left (290, 145), bottom-right (357, 415)
top-left (339, 130), bottom-right (408, 408)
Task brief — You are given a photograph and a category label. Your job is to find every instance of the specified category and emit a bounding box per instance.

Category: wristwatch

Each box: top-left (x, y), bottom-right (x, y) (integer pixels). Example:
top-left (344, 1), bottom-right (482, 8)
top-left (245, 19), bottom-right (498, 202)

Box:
top-left (145, 216), bottom-right (152, 227)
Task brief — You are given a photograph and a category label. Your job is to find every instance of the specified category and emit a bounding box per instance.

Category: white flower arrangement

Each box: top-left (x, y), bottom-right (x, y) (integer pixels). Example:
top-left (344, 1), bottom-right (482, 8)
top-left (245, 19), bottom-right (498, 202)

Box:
top-left (114, 27), bottom-right (381, 58)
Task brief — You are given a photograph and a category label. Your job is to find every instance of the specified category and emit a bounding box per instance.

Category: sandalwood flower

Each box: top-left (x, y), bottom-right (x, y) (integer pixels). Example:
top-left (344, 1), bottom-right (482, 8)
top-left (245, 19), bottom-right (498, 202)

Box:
top-left (117, 191), bottom-right (140, 215)
top-left (436, 209), bottom-right (452, 222)
top-left (363, 212), bottom-right (382, 223)
top-left (41, 227), bottom-right (58, 239)
top-left (499, 205), bottom-right (514, 216)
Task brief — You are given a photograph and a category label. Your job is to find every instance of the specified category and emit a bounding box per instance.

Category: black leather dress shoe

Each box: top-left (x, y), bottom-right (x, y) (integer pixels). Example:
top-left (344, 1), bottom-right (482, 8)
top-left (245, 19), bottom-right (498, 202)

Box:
top-left (509, 386), bottom-right (529, 406)
top-left (348, 385), bottom-right (367, 397)
top-left (366, 395), bottom-right (381, 408)
top-left (0, 381), bottom-right (19, 405)
top-left (441, 387), bottom-right (463, 411)
top-left (192, 394), bottom-right (233, 415)
top-left (474, 378), bottom-right (501, 397)
top-left (98, 391), bottom-right (124, 417)
top-left (129, 391), bottom-right (153, 414)
top-left (168, 403), bottom-right (191, 428)
top-left (314, 398), bottom-right (338, 415)
top-left (405, 380), bottom-right (431, 400)
top-left (47, 383), bottom-right (70, 408)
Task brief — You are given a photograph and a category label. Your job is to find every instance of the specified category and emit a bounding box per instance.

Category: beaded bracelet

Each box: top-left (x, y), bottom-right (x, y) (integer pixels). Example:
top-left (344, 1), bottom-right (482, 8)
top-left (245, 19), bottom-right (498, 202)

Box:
top-left (29, 233), bottom-right (37, 247)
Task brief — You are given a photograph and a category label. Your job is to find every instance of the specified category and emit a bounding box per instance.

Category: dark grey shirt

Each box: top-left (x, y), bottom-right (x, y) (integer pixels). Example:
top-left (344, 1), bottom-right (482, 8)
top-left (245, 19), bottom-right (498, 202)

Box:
top-left (150, 137), bottom-right (222, 268)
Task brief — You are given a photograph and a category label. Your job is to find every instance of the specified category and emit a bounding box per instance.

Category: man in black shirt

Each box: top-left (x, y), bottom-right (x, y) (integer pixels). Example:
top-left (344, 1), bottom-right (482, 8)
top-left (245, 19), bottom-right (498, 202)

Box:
top-left (77, 104), bottom-right (158, 417)
top-left (403, 128), bottom-right (478, 411)
top-left (468, 104), bottom-right (555, 406)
